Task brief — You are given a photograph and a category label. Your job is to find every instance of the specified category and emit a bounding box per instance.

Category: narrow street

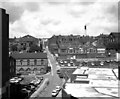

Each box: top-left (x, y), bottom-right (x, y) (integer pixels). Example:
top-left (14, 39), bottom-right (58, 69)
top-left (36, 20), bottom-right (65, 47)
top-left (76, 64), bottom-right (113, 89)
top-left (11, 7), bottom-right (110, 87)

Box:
top-left (38, 47), bottom-right (64, 97)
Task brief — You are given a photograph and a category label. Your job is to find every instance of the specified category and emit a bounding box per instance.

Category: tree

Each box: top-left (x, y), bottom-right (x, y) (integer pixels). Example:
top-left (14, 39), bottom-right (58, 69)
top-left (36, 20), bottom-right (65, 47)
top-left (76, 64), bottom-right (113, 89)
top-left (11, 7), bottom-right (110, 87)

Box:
top-left (40, 43), bottom-right (43, 52)
top-left (11, 44), bottom-right (18, 51)
top-left (29, 44), bottom-right (40, 52)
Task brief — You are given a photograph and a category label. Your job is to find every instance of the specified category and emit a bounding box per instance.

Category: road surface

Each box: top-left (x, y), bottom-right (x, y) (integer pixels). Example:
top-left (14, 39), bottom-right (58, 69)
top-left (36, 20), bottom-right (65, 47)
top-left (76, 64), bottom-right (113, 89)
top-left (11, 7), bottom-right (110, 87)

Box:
top-left (38, 47), bottom-right (64, 97)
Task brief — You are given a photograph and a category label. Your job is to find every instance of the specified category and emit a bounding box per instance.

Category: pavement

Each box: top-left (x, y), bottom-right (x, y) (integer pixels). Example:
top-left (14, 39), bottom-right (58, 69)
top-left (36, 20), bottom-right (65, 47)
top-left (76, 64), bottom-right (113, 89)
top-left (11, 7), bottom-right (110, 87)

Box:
top-left (30, 78), bottom-right (49, 98)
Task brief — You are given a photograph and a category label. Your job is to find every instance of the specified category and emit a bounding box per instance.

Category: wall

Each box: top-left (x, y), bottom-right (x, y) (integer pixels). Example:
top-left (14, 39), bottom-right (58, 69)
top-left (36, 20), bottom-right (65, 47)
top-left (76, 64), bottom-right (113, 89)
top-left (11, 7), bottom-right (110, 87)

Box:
top-left (0, 8), bottom-right (9, 98)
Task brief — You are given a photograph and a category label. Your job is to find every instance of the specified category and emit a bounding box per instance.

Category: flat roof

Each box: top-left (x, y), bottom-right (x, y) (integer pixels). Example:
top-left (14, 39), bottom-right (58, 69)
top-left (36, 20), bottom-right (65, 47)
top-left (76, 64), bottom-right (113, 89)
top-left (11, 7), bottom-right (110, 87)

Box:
top-left (72, 67), bottom-right (89, 74)
top-left (64, 68), bottom-right (119, 97)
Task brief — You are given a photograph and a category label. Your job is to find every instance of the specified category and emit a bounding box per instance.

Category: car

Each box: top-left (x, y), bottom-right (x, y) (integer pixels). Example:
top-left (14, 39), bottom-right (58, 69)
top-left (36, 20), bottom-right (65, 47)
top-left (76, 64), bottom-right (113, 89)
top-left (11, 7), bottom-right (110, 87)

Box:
top-left (24, 85), bottom-right (36, 91)
top-left (64, 61), bottom-right (67, 63)
top-left (59, 73), bottom-right (64, 78)
top-left (61, 64), bottom-right (64, 67)
top-left (60, 61), bottom-right (63, 64)
top-left (56, 86), bottom-right (61, 91)
top-left (10, 77), bottom-right (23, 83)
top-left (40, 77), bottom-right (43, 80)
top-left (91, 62), bottom-right (95, 66)
top-left (21, 88), bottom-right (31, 96)
top-left (100, 62), bottom-right (104, 66)
top-left (57, 70), bottom-right (61, 74)
top-left (10, 79), bottom-right (19, 83)
top-left (30, 79), bottom-right (41, 85)
top-left (51, 89), bottom-right (58, 97)
top-left (56, 62), bottom-right (58, 65)
top-left (29, 83), bottom-right (37, 87)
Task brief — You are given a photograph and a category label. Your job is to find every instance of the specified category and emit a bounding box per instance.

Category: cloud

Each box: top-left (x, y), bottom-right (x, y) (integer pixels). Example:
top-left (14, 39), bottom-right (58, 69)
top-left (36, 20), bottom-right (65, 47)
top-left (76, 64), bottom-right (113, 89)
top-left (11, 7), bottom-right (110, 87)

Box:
top-left (40, 17), bottom-right (53, 25)
top-left (1, 2), bottom-right (24, 23)
top-left (25, 2), bottom-right (40, 12)
top-left (1, 0), bottom-right (118, 38)
top-left (1, 2), bottom-right (40, 23)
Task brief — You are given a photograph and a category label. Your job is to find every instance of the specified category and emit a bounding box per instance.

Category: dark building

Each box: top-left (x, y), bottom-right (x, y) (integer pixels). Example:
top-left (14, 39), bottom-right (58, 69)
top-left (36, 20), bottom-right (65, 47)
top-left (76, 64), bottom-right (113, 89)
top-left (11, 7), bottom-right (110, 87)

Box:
top-left (48, 35), bottom-right (59, 55)
top-left (9, 56), bottom-right (16, 78)
top-left (106, 32), bottom-right (120, 51)
top-left (19, 35), bottom-right (39, 46)
top-left (0, 8), bottom-right (9, 98)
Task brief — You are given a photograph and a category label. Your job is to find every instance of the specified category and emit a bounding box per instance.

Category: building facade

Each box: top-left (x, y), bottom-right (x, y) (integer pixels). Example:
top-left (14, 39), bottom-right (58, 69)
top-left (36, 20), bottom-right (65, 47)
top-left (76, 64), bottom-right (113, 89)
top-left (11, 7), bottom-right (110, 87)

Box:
top-left (11, 53), bottom-right (48, 75)
top-left (48, 35), bottom-right (59, 55)
top-left (0, 8), bottom-right (10, 98)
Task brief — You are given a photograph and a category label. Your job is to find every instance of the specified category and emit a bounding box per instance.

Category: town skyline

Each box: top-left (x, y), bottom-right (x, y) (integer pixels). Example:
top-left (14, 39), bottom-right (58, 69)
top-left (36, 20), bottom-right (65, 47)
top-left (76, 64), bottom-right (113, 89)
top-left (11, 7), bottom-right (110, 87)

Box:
top-left (0, 0), bottom-right (119, 38)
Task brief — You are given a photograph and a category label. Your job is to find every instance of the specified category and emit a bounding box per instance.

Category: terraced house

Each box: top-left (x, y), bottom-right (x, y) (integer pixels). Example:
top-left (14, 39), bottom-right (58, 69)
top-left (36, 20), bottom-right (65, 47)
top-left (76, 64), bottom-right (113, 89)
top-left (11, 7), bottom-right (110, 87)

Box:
top-left (57, 35), bottom-right (106, 59)
top-left (10, 52), bottom-right (48, 75)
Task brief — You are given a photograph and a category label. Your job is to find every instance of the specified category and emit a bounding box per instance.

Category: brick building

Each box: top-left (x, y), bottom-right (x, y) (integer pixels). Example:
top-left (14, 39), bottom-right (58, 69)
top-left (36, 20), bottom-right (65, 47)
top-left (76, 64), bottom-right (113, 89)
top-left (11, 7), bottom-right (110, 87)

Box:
top-left (10, 52), bottom-right (48, 75)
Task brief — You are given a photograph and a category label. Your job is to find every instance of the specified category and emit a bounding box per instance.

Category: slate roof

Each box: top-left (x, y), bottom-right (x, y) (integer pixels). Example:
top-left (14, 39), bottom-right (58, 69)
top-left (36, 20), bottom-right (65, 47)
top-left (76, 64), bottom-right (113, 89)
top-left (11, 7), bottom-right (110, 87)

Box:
top-left (109, 32), bottom-right (120, 38)
top-left (9, 38), bottom-right (15, 42)
top-left (19, 35), bottom-right (39, 42)
top-left (11, 52), bottom-right (47, 59)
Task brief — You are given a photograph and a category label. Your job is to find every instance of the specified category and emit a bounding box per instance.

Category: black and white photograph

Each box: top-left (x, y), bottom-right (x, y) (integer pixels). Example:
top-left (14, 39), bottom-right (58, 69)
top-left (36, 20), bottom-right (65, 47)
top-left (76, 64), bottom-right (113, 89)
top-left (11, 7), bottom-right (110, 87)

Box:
top-left (0, 0), bottom-right (119, 99)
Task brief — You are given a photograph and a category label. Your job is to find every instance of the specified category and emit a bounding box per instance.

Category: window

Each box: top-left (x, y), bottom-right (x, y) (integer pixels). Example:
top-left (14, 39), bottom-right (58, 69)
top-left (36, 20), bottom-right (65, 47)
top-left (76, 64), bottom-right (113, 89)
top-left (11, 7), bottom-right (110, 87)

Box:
top-left (87, 49), bottom-right (90, 53)
top-left (16, 60), bottom-right (22, 66)
top-left (75, 49), bottom-right (79, 53)
top-left (69, 38), bottom-right (72, 41)
top-left (36, 59), bottom-right (41, 66)
top-left (29, 59), bottom-right (35, 66)
top-left (61, 49), bottom-right (66, 53)
top-left (79, 48), bottom-right (83, 53)
top-left (22, 59), bottom-right (27, 66)
top-left (68, 48), bottom-right (74, 53)
top-left (41, 59), bottom-right (44, 65)
top-left (44, 59), bottom-right (47, 65)
top-left (88, 48), bottom-right (95, 53)
top-left (97, 49), bottom-right (105, 53)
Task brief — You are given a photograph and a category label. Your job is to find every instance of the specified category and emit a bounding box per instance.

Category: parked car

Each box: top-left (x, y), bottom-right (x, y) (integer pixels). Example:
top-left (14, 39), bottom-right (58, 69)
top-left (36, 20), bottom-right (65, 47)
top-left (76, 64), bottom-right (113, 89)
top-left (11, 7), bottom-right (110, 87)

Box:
top-left (51, 89), bottom-right (59, 97)
top-left (59, 73), bottom-right (64, 78)
top-left (91, 62), bottom-right (95, 66)
top-left (24, 85), bottom-right (36, 92)
top-left (21, 88), bottom-right (31, 97)
top-left (10, 77), bottom-right (23, 83)
top-left (30, 79), bottom-right (41, 86)
top-left (40, 77), bottom-right (43, 81)
top-left (64, 61), bottom-right (67, 63)
top-left (57, 70), bottom-right (61, 74)
top-left (56, 86), bottom-right (61, 91)
top-left (100, 61), bottom-right (104, 66)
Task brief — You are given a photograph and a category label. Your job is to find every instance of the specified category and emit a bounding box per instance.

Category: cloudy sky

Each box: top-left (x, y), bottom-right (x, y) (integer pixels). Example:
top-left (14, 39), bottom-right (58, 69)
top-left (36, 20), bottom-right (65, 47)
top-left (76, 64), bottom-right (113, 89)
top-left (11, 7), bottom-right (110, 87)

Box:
top-left (0, 0), bottom-right (119, 38)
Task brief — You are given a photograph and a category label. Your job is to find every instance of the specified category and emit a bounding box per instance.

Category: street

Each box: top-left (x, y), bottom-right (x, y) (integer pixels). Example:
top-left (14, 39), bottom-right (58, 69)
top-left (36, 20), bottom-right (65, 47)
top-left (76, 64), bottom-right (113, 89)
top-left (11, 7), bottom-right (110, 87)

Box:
top-left (38, 47), bottom-right (64, 97)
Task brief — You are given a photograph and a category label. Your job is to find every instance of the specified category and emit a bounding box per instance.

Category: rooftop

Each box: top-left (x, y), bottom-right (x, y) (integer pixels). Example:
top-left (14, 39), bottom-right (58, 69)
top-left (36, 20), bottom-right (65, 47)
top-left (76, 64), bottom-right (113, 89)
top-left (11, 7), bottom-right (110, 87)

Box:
top-left (109, 32), bottom-right (120, 38)
top-left (64, 68), bottom-right (119, 98)
top-left (19, 35), bottom-right (39, 42)
top-left (11, 52), bottom-right (47, 59)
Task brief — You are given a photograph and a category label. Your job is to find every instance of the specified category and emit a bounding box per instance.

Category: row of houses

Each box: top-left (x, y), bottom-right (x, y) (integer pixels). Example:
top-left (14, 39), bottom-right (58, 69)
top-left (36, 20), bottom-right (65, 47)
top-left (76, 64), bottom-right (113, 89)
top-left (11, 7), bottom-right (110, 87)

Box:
top-left (48, 33), bottom-right (120, 60)
top-left (9, 35), bottom-right (43, 52)
top-left (48, 32), bottom-right (120, 68)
